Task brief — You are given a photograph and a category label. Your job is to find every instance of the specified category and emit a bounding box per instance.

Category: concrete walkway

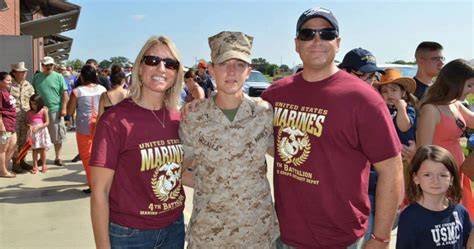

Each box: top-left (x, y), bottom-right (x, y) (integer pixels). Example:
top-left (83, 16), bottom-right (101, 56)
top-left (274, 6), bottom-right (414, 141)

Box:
top-left (0, 131), bottom-right (195, 249)
top-left (0, 131), bottom-right (94, 249)
top-left (0, 131), bottom-right (397, 249)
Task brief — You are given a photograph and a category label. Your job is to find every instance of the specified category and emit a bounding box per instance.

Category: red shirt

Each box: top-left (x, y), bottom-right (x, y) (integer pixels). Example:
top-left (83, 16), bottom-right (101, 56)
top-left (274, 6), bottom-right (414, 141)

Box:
top-left (0, 89), bottom-right (16, 132)
top-left (90, 98), bottom-right (185, 229)
top-left (261, 71), bottom-right (401, 248)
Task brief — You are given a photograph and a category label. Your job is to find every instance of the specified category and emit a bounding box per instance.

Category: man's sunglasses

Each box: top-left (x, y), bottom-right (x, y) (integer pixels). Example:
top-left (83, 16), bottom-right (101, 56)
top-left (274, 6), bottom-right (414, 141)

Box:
top-left (141, 55), bottom-right (180, 70)
top-left (297, 28), bottom-right (339, 41)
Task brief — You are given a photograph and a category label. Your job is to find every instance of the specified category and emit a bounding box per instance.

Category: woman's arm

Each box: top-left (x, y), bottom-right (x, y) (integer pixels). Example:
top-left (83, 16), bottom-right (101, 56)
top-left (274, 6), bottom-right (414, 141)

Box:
top-left (0, 113), bottom-right (5, 132)
top-left (462, 153), bottom-right (474, 180)
top-left (466, 229), bottom-right (474, 249)
top-left (66, 89), bottom-right (78, 116)
top-left (97, 92), bottom-right (107, 121)
top-left (194, 86), bottom-right (205, 100)
top-left (458, 101), bottom-right (474, 128)
top-left (90, 166), bottom-right (115, 249)
top-left (416, 104), bottom-right (440, 148)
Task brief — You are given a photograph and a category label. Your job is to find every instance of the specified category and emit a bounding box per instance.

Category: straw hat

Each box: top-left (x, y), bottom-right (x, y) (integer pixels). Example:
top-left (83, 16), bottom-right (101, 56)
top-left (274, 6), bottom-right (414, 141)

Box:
top-left (374, 68), bottom-right (416, 94)
top-left (11, 62), bottom-right (28, 72)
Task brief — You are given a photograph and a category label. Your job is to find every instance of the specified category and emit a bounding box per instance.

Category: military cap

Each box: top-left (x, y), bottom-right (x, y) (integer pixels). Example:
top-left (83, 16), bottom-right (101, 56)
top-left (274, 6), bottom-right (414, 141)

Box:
top-left (208, 31), bottom-right (253, 64)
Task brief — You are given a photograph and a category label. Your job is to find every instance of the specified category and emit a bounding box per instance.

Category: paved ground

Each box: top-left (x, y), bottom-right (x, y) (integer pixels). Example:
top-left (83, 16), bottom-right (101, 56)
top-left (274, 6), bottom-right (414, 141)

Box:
top-left (0, 131), bottom-right (397, 249)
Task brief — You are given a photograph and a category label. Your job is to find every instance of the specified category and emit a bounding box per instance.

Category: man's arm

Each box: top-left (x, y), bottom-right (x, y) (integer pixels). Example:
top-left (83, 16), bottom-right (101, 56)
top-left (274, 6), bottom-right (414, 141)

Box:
top-left (416, 104), bottom-right (439, 148)
top-left (61, 90), bottom-right (69, 117)
top-left (365, 154), bottom-right (403, 249)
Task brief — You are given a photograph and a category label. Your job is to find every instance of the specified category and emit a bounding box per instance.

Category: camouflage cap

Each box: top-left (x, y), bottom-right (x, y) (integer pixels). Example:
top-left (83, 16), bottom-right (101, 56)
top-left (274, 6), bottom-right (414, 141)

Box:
top-left (208, 31), bottom-right (253, 64)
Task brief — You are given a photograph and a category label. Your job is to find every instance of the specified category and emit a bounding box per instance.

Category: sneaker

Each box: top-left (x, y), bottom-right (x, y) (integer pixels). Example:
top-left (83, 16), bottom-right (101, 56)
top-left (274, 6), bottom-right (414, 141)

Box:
top-left (71, 154), bottom-right (81, 163)
top-left (20, 160), bottom-right (33, 171)
top-left (54, 159), bottom-right (65, 166)
top-left (82, 188), bottom-right (91, 194)
top-left (12, 163), bottom-right (26, 174)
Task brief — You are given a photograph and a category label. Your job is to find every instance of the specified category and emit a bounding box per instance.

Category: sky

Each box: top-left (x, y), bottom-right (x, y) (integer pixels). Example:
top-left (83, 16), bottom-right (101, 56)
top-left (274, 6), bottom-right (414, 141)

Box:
top-left (65, 0), bottom-right (473, 69)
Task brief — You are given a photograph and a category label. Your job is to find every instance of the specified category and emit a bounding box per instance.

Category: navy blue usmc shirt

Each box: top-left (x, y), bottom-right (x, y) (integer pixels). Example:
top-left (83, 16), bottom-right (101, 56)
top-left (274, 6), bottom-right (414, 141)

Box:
top-left (396, 202), bottom-right (472, 249)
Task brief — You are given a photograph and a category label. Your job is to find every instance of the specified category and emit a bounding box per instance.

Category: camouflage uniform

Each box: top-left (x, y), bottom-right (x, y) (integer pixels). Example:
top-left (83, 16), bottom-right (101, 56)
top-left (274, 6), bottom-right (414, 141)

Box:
top-left (10, 78), bottom-right (35, 148)
top-left (180, 95), bottom-right (279, 248)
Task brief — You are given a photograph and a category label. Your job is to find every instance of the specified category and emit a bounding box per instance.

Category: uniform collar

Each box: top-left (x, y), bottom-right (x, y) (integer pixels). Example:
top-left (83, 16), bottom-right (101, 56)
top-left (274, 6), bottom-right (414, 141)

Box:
top-left (204, 94), bottom-right (256, 124)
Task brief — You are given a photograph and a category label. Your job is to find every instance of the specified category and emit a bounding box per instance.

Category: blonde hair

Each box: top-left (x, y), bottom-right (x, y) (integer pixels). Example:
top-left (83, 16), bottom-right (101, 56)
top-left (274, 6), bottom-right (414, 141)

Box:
top-left (129, 36), bottom-right (184, 110)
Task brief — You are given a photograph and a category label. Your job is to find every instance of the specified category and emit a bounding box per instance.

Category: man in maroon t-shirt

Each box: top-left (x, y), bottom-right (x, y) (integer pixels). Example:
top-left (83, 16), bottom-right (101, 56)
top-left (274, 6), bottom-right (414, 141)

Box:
top-left (261, 7), bottom-right (403, 249)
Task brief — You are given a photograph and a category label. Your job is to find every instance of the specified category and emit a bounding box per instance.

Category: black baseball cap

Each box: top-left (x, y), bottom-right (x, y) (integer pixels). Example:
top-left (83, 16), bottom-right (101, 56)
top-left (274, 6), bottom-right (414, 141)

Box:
top-left (338, 48), bottom-right (385, 74)
top-left (296, 7), bottom-right (339, 33)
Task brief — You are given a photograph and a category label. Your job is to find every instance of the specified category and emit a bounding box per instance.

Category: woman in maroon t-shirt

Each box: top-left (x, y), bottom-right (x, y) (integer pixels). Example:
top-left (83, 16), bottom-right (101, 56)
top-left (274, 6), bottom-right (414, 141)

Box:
top-left (90, 37), bottom-right (185, 249)
top-left (0, 72), bottom-right (17, 178)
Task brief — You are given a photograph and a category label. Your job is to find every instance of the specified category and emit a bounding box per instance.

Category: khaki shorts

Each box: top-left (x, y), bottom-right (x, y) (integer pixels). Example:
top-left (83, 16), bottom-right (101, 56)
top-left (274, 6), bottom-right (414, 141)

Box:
top-left (47, 112), bottom-right (66, 144)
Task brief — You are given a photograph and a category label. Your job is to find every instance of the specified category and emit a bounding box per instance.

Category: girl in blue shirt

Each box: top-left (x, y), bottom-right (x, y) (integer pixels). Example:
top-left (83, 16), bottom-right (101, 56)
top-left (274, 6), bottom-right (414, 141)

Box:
top-left (396, 145), bottom-right (473, 248)
top-left (375, 68), bottom-right (418, 146)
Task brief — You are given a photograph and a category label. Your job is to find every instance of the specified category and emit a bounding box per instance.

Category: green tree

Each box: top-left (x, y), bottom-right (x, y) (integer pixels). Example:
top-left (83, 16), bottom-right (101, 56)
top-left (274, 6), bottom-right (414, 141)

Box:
top-left (65, 59), bottom-right (84, 71)
top-left (251, 57), bottom-right (270, 74)
top-left (251, 57), bottom-right (268, 65)
top-left (266, 64), bottom-right (279, 77)
top-left (279, 64), bottom-right (290, 73)
top-left (109, 56), bottom-right (131, 66)
top-left (386, 60), bottom-right (416, 65)
top-left (99, 59), bottom-right (112, 69)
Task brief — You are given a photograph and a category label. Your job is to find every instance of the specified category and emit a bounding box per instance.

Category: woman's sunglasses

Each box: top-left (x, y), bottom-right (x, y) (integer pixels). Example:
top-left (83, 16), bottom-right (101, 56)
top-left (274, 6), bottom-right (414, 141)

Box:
top-left (297, 28), bottom-right (339, 41)
top-left (142, 55), bottom-right (180, 70)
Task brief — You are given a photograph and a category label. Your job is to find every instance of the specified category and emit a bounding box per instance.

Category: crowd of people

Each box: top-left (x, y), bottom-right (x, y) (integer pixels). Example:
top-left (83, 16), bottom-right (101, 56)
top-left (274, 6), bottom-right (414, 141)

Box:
top-left (1, 5), bottom-right (474, 249)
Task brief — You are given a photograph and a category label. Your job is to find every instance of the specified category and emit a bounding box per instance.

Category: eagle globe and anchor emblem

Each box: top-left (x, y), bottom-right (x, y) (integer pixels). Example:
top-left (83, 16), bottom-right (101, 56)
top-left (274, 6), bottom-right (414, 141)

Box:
top-left (151, 162), bottom-right (182, 202)
top-left (277, 126), bottom-right (311, 166)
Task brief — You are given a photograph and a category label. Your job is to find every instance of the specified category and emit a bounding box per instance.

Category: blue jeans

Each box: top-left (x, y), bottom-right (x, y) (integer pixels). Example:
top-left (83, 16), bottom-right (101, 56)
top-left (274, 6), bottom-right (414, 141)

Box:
top-left (363, 194), bottom-right (376, 243)
top-left (109, 215), bottom-right (184, 249)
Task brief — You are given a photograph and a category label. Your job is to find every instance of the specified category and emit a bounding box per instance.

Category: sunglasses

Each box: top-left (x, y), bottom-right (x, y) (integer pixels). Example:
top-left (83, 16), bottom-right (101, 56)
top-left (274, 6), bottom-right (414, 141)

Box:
top-left (297, 28), bottom-right (339, 41)
top-left (351, 70), bottom-right (379, 83)
top-left (141, 55), bottom-right (180, 70)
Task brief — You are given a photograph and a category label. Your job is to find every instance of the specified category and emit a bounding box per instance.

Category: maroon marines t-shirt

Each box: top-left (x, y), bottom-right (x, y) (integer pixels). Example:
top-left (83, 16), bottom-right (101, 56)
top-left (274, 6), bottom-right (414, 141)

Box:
top-left (261, 71), bottom-right (401, 248)
top-left (0, 89), bottom-right (16, 132)
top-left (90, 98), bottom-right (185, 229)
